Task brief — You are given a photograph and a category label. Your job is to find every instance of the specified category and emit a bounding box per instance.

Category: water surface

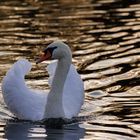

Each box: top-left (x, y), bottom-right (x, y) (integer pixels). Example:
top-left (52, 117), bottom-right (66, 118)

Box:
top-left (0, 0), bottom-right (140, 139)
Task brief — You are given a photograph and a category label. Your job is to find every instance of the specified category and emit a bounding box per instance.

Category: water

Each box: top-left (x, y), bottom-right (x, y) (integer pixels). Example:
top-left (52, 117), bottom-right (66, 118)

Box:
top-left (0, 0), bottom-right (140, 139)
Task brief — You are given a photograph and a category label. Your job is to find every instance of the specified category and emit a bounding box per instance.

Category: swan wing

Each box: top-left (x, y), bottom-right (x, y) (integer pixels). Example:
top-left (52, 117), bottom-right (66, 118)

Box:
top-left (47, 61), bottom-right (84, 119)
top-left (63, 64), bottom-right (84, 118)
top-left (1, 59), bottom-right (47, 121)
top-left (47, 60), bottom-right (57, 87)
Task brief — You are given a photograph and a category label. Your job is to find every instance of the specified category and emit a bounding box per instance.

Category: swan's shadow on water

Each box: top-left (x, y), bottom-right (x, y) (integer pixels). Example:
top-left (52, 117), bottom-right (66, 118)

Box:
top-left (3, 120), bottom-right (85, 140)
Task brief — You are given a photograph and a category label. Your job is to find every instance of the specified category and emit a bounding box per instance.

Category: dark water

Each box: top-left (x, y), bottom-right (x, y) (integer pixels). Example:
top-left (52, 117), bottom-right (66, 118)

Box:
top-left (0, 0), bottom-right (140, 139)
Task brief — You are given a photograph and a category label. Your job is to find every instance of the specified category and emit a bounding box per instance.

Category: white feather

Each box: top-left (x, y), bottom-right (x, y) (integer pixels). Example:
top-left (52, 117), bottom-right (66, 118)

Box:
top-left (2, 58), bottom-right (84, 121)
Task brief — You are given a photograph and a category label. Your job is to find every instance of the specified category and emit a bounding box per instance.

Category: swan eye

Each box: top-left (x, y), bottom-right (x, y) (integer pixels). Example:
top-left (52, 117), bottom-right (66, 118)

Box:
top-left (44, 46), bottom-right (57, 55)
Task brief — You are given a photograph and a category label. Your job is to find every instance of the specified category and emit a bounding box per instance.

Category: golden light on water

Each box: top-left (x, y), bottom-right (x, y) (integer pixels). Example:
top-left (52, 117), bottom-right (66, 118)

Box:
top-left (0, 0), bottom-right (140, 139)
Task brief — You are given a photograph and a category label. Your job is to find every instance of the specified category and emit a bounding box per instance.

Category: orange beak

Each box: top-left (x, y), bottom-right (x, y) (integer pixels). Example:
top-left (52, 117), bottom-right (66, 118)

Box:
top-left (36, 50), bottom-right (52, 64)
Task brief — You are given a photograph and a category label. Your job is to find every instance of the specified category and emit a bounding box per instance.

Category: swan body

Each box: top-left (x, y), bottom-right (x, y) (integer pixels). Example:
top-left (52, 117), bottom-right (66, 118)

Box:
top-left (1, 41), bottom-right (84, 121)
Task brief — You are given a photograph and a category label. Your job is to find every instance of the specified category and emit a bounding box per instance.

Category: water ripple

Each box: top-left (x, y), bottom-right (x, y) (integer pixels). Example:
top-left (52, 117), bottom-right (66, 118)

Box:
top-left (0, 0), bottom-right (140, 139)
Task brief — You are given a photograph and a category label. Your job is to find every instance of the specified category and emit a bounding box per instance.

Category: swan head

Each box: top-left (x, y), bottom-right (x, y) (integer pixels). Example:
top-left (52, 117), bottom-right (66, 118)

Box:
top-left (36, 40), bottom-right (72, 64)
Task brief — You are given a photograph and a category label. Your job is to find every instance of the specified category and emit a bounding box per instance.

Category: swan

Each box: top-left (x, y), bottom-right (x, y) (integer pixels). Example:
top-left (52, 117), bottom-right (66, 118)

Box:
top-left (1, 40), bottom-right (84, 122)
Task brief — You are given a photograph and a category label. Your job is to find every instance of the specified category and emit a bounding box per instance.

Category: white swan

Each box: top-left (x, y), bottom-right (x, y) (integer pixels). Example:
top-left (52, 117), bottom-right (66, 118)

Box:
top-left (1, 41), bottom-right (84, 121)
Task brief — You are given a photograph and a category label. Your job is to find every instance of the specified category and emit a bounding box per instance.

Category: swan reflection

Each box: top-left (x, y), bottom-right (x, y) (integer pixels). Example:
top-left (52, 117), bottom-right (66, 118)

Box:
top-left (4, 122), bottom-right (85, 140)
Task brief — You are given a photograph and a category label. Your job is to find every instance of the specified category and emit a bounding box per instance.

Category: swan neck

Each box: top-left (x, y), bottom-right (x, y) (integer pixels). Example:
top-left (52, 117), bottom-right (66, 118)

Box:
top-left (44, 56), bottom-right (71, 118)
top-left (51, 58), bottom-right (71, 94)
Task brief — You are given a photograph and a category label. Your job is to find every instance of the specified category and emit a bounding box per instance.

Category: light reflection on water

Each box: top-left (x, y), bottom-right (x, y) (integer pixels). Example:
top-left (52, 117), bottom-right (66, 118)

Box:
top-left (0, 0), bottom-right (140, 139)
top-left (2, 122), bottom-right (85, 140)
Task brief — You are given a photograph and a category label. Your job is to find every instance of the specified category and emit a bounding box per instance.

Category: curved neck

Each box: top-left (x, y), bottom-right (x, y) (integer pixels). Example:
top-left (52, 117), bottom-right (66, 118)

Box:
top-left (44, 55), bottom-right (71, 118)
top-left (51, 58), bottom-right (71, 95)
